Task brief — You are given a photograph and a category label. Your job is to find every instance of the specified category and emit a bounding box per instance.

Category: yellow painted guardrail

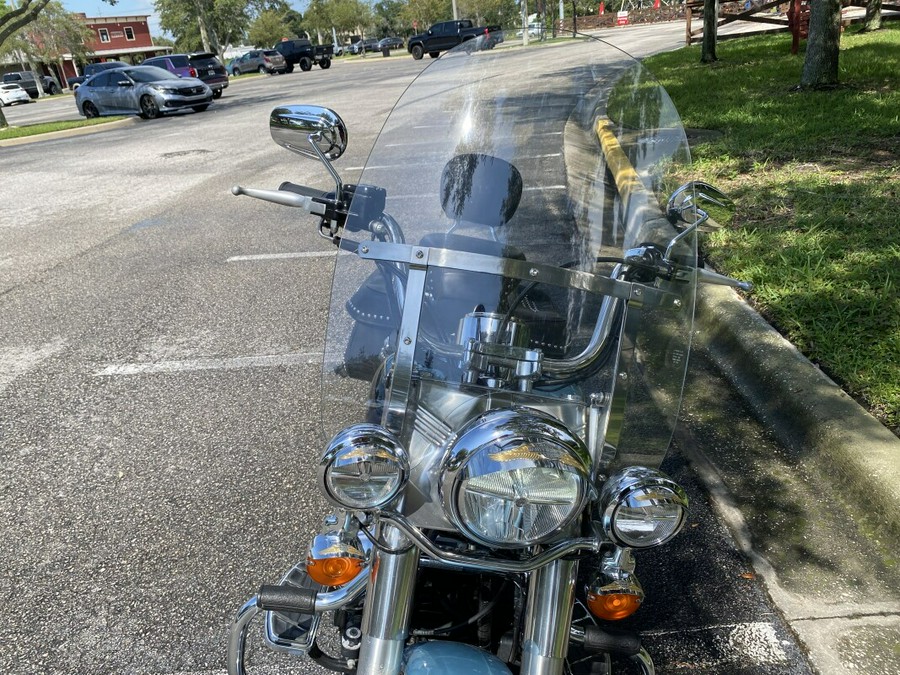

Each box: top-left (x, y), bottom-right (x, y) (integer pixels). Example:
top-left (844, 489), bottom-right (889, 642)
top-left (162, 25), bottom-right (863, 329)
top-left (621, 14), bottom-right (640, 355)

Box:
top-left (594, 116), bottom-right (645, 209)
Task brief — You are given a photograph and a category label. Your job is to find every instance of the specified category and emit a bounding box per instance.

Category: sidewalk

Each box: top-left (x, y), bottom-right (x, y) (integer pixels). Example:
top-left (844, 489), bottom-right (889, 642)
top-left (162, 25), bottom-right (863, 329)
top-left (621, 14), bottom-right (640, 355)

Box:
top-left (686, 285), bottom-right (900, 674)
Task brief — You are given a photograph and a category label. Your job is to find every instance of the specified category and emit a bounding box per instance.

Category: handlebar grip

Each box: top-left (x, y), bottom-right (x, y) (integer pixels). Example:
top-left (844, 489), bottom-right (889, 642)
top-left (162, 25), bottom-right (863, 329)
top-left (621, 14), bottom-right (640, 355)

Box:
top-left (256, 584), bottom-right (318, 613)
top-left (231, 184), bottom-right (327, 215)
top-left (697, 267), bottom-right (753, 292)
top-left (279, 182), bottom-right (332, 201)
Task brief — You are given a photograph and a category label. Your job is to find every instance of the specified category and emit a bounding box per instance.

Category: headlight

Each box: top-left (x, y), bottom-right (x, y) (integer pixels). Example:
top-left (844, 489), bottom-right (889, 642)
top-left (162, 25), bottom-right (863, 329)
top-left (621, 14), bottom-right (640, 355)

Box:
top-left (319, 424), bottom-right (409, 509)
top-left (598, 467), bottom-right (688, 548)
top-left (149, 84), bottom-right (176, 94)
top-left (440, 407), bottom-right (590, 548)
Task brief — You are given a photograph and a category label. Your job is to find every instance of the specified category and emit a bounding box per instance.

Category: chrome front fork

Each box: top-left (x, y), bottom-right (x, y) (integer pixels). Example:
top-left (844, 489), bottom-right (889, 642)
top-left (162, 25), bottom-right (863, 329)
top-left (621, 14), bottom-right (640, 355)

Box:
top-left (521, 558), bottom-right (578, 675)
top-left (356, 524), bottom-right (418, 675)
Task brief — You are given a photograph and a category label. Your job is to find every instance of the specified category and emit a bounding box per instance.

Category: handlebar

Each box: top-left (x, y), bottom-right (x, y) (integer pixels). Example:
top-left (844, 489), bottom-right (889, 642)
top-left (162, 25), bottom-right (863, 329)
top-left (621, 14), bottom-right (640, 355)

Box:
top-left (231, 184), bottom-right (328, 215)
top-left (697, 267), bottom-right (753, 292)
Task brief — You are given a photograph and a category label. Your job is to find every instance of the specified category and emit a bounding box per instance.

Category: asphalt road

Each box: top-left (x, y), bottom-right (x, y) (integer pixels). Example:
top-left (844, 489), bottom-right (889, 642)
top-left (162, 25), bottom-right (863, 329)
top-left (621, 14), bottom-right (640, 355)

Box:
top-left (1, 32), bottom-right (816, 675)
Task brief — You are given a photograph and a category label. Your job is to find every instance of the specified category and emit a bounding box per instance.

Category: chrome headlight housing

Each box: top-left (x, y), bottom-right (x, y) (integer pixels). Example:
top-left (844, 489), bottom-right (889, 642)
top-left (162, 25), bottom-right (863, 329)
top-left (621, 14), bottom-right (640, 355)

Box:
top-left (440, 407), bottom-right (590, 548)
top-left (598, 467), bottom-right (688, 548)
top-left (319, 424), bottom-right (409, 509)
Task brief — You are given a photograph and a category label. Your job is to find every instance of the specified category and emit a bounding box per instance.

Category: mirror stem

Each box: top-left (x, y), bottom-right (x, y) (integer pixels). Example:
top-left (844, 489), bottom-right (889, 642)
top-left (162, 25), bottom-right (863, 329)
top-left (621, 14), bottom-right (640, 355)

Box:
top-left (308, 131), bottom-right (343, 197)
top-left (665, 208), bottom-right (708, 261)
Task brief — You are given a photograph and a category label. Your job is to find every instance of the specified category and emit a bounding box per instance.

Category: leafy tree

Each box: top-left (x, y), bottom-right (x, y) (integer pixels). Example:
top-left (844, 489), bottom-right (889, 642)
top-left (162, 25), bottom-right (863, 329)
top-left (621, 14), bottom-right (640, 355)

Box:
top-left (282, 8), bottom-right (307, 39)
top-left (458, 0), bottom-right (517, 26)
top-left (0, 0), bottom-right (113, 127)
top-left (1, 1), bottom-right (93, 67)
top-left (152, 34), bottom-right (176, 48)
top-left (800, 0), bottom-right (842, 88)
top-left (330, 0), bottom-right (373, 35)
top-left (154, 0), bottom-right (257, 55)
top-left (1, 0), bottom-right (52, 45)
top-left (303, 0), bottom-right (332, 43)
top-left (402, 0), bottom-right (452, 31)
top-left (248, 9), bottom-right (292, 47)
top-left (374, 0), bottom-right (406, 37)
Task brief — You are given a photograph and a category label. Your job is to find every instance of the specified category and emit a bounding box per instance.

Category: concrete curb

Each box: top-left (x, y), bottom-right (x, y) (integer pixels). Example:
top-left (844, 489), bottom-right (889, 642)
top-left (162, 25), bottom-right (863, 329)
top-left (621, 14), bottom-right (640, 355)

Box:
top-left (695, 283), bottom-right (900, 544)
top-left (0, 116), bottom-right (137, 147)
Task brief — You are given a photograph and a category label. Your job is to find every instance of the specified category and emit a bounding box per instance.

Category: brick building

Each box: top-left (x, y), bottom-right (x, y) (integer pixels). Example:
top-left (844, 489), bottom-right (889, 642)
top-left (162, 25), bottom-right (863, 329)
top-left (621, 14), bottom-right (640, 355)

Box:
top-left (60, 14), bottom-right (172, 83)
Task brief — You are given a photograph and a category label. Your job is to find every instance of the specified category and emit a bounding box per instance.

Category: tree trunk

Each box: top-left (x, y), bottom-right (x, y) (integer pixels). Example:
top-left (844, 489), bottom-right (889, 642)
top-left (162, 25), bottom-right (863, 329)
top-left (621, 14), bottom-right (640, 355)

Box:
top-left (25, 53), bottom-right (46, 98)
top-left (700, 0), bottom-right (719, 63)
top-left (800, 0), bottom-right (842, 88)
top-left (0, 107), bottom-right (8, 130)
top-left (863, 0), bottom-right (882, 31)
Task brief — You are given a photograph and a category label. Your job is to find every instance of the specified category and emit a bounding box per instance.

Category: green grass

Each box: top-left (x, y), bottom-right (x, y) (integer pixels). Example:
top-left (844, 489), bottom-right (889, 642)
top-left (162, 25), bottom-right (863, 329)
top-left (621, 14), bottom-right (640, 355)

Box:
top-left (642, 25), bottom-right (900, 432)
top-left (0, 116), bottom-right (126, 140)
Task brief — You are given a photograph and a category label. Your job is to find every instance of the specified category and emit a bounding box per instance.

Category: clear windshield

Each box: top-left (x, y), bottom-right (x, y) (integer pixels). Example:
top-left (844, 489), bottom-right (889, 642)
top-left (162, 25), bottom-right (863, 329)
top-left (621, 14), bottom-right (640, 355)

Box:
top-left (321, 35), bottom-right (696, 472)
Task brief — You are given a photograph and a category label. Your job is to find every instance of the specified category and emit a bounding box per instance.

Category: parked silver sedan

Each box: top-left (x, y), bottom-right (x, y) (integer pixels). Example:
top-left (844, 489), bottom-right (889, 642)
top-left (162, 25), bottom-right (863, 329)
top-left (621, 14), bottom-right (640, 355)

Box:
top-left (74, 65), bottom-right (213, 120)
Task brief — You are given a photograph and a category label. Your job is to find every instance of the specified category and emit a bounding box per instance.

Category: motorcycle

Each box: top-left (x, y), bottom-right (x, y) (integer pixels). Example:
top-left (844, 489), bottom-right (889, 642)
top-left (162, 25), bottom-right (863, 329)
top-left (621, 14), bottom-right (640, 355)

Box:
top-left (227, 33), bottom-right (748, 675)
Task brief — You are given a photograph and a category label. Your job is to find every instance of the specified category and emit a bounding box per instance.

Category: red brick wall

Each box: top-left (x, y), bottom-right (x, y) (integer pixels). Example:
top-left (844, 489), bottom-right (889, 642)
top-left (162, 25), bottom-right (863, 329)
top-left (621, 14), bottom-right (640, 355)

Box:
top-left (83, 17), bottom-right (153, 52)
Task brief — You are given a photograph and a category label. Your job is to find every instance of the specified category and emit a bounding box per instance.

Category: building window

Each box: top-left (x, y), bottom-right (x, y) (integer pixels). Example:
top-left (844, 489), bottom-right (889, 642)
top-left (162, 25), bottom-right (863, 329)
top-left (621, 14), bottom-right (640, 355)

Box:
top-left (124, 26), bottom-right (135, 41)
top-left (99, 28), bottom-right (110, 43)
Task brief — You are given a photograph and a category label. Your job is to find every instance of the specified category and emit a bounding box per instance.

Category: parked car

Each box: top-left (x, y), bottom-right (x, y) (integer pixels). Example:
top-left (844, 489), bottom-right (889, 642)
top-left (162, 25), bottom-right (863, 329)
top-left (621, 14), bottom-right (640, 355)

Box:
top-left (0, 83), bottom-right (32, 106)
top-left (67, 61), bottom-right (130, 91)
top-left (74, 65), bottom-right (212, 120)
top-left (516, 23), bottom-right (545, 38)
top-left (188, 52), bottom-right (229, 97)
top-left (228, 49), bottom-right (286, 75)
top-left (348, 38), bottom-right (379, 55)
top-left (271, 38), bottom-right (333, 72)
top-left (145, 52), bottom-right (229, 98)
top-left (377, 37), bottom-right (405, 50)
top-left (141, 54), bottom-right (196, 78)
top-left (2, 71), bottom-right (61, 97)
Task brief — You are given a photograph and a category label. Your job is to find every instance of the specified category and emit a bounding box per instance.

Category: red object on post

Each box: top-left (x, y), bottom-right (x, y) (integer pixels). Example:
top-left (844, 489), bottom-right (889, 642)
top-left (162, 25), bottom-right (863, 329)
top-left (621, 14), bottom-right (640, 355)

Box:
top-left (653, 0), bottom-right (660, 7)
top-left (788, 0), bottom-right (811, 54)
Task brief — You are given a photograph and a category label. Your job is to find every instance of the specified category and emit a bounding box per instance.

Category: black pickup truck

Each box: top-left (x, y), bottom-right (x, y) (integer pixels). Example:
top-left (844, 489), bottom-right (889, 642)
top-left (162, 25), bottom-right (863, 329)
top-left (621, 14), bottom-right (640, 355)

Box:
top-left (66, 61), bottom-right (129, 90)
top-left (407, 19), bottom-right (503, 60)
top-left (2, 71), bottom-right (62, 97)
top-left (272, 39), bottom-right (334, 72)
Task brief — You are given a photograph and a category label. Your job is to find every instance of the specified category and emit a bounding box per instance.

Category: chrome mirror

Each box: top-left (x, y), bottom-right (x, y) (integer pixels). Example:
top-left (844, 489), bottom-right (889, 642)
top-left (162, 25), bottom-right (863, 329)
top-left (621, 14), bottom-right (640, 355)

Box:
top-left (664, 181), bottom-right (734, 262)
top-left (269, 105), bottom-right (348, 161)
top-left (666, 181), bottom-right (734, 232)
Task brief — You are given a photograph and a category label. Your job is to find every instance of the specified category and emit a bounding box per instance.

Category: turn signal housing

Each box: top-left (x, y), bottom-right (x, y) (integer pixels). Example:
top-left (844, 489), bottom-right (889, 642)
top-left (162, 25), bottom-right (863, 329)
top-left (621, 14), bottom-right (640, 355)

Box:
top-left (585, 548), bottom-right (644, 621)
top-left (305, 530), bottom-right (367, 587)
top-left (586, 590), bottom-right (642, 621)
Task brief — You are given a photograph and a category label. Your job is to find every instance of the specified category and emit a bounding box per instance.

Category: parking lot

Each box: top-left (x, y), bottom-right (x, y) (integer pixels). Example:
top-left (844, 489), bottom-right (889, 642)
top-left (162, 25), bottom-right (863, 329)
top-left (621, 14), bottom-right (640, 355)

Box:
top-left (0, 41), bottom-right (819, 675)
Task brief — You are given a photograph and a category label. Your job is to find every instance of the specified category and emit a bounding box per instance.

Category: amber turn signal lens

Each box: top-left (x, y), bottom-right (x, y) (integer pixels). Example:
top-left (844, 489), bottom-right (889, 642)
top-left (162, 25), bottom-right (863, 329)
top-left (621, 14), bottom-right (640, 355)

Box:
top-left (306, 555), bottom-right (366, 587)
top-left (586, 591), bottom-right (642, 620)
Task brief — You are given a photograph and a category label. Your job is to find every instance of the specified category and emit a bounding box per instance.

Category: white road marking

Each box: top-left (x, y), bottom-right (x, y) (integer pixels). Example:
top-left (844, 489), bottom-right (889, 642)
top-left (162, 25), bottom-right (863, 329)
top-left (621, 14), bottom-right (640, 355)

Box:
top-left (226, 251), bottom-right (336, 262)
top-left (0, 340), bottom-right (66, 393)
top-left (95, 352), bottom-right (322, 376)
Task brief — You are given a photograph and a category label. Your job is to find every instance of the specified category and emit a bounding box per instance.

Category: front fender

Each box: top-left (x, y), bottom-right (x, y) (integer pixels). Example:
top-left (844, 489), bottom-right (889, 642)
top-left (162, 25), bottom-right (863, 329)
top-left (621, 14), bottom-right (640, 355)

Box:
top-left (402, 642), bottom-right (512, 674)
